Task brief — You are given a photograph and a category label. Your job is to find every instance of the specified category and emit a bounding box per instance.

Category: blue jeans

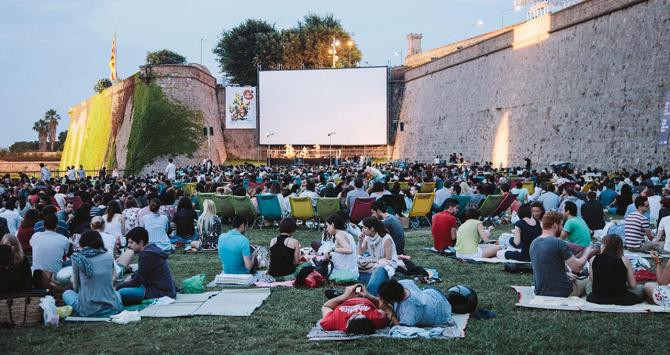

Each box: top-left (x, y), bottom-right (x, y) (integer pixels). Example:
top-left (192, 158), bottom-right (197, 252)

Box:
top-left (170, 232), bottom-right (199, 244)
top-left (358, 267), bottom-right (389, 297)
top-left (63, 289), bottom-right (122, 317)
top-left (118, 285), bottom-right (146, 305)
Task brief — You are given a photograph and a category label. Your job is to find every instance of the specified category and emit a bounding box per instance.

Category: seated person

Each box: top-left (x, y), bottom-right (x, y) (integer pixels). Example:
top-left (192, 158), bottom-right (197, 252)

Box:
top-left (530, 211), bottom-right (593, 297)
top-left (644, 250), bottom-right (670, 307)
top-left (34, 204), bottom-right (70, 237)
top-left (116, 227), bottom-right (176, 305)
top-left (371, 201), bottom-right (405, 255)
top-left (30, 214), bottom-right (72, 286)
top-left (587, 234), bottom-right (641, 306)
top-left (650, 214), bottom-right (670, 253)
top-left (142, 198), bottom-right (171, 249)
top-left (197, 199), bottom-right (222, 250)
top-left (320, 284), bottom-right (388, 334)
top-left (455, 208), bottom-right (500, 259)
top-left (0, 235), bottom-right (32, 293)
top-left (560, 201), bottom-right (592, 254)
top-left (431, 198), bottom-right (459, 252)
top-left (170, 196), bottom-right (199, 246)
top-left (581, 191), bottom-right (605, 231)
top-left (357, 217), bottom-right (399, 296)
top-left (497, 203), bottom-right (541, 262)
top-left (323, 214), bottom-right (359, 281)
top-left (218, 216), bottom-right (255, 274)
top-left (378, 279), bottom-right (453, 327)
top-left (268, 218), bottom-right (302, 278)
top-left (625, 196), bottom-right (656, 252)
top-left (63, 231), bottom-right (123, 317)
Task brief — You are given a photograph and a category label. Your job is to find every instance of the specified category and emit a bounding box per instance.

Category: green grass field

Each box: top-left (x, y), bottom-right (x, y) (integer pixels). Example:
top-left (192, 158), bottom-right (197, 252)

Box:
top-left (2, 225), bottom-right (669, 354)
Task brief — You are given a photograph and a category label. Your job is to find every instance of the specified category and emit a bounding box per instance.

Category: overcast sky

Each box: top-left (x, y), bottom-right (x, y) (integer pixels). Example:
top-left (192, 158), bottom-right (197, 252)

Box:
top-left (0, 0), bottom-right (528, 148)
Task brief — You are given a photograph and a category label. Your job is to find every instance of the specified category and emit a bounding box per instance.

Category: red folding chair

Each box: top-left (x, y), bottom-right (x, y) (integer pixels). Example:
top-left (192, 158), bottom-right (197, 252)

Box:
top-left (349, 197), bottom-right (375, 224)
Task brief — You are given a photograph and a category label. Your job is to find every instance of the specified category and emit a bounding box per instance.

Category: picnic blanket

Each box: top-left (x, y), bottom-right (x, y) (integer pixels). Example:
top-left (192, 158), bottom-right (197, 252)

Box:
top-left (306, 314), bottom-right (469, 341)
top-left (453, 256), bottom-right (529, 264)
top-left (139, 289), bottom-right (270, 318)
top-left (512, 286), bottom-right (670, 313)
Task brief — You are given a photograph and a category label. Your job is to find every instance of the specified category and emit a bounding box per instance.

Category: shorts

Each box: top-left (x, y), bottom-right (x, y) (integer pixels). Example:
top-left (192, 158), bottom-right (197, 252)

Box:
top-left (456, 247), bottom-right (483, 259)
top-left (652, 285), bottom-right (670, 307)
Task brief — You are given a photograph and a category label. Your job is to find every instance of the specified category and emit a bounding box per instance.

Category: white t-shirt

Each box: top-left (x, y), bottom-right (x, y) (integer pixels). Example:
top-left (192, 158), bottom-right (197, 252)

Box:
top-left (648, 195), bottom-right (662, 224)
top-left (657, 215), bottom-right (670, 253)
top-left (54, 193), bottom-right (67, 209)
top-left (165, 163), bottom-right (177, 180)
top-left (99, 231), bottom-right (117, 257)
top-left (30, 230), bottom-right (71, 273)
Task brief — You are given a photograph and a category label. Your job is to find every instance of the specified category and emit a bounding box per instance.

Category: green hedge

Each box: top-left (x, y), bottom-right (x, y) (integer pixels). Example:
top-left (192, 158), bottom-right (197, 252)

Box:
top-left (125, 79), bottom-right (202, 175)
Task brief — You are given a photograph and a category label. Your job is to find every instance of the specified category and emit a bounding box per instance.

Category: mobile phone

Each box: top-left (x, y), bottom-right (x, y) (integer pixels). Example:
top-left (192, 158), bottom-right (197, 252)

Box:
top-left (355, 286), bottom-right (362, 294)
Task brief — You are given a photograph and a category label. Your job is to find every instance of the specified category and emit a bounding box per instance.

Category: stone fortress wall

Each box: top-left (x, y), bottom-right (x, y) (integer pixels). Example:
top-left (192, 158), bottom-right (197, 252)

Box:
top-left (393, 0), bottom-right (670, 170)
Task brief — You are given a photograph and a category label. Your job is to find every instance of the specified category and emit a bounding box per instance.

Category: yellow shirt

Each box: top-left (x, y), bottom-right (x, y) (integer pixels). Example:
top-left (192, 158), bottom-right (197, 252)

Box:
top-left (455, 219), bottom-right (481, 254)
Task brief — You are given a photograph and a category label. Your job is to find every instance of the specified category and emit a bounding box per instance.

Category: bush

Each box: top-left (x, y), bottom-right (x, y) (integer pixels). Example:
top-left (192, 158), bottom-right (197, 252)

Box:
top-left (146, 50), bottom-right (187, 65)
top-left (94, 78), bottom-right (113, 93)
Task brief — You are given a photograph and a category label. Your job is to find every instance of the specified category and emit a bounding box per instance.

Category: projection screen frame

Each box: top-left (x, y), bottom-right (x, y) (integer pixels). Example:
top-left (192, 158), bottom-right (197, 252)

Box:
top-left (256, 66), bottom-right (389, 146)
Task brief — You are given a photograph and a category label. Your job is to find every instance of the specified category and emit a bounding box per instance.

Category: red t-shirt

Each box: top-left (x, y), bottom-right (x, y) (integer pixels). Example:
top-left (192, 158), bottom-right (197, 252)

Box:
top-left (320, 297), bottom-right (388, 331)
top-left (432, 211), bottom-right (457, 250)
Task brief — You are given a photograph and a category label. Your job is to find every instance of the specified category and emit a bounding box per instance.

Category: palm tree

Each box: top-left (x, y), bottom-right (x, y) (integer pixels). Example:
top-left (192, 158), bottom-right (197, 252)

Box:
top-left (44, 109), bottom-right (61, 151)
top-left (32, 119), bottom-right (49, 151)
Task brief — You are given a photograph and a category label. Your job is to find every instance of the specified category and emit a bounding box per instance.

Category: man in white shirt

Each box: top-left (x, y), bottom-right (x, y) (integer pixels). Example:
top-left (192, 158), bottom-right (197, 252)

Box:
top-left (0, 197), bottom-right (22, 234)
top-left (165, 158), bottom-right (177, 181)
top-left (30, 214), bottom-right (71, 274)
top-left (40, 163), bottom-right (51, 182)
top-left (54, 185), bottom-right (68, 210)
top-left (433, 181), bottom-right (453, 211)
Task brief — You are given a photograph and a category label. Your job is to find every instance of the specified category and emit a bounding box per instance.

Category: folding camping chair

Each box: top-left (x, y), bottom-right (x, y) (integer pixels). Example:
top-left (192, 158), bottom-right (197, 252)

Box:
top-left (349, 197), bottom-right (375, 224)
top-left (380, 194), bottom-right (407, 216)
top-left (256, 194), bottom-right (283, 228)
top-left (397, 181), bottom-right (409, 191)
top-left (316, 197), bottom-right (340, 229)
top-left (522, 181), bottom-right (535, 196)
top-left (289, 196), bottom-right (315, 227)
top-left (489, 193), bottom-right (519, 223)
top-left (478, 195), bottom-right (504, 223)
top-left (407, 193), bottom-right (435, 229)
top-left (213, 194), bottom-right (236, 223)
top-left (195, 192), bottom-right (215, 211)
top-left (231, 196), bottom-right (258, 228)
top-left (452, 194), bottom-right (472, 218)
top-left (420, 182), bottom-right (436, 193)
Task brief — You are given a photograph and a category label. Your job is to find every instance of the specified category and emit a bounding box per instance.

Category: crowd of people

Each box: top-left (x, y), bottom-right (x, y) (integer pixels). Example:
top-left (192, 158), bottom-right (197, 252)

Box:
top-left (1, 157), bottom-right (670, 332)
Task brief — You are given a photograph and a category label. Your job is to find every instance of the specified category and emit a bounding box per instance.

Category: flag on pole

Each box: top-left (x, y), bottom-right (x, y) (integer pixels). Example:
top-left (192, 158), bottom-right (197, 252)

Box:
top-left (109, 33), bottom-right (117, 81)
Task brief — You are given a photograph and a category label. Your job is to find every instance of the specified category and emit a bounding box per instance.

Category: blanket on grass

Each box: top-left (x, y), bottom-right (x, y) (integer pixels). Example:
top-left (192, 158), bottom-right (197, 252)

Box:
top-left (512, 286), bottom-right (670, 313)
top-left (306, 314), bottom-right (469, 341)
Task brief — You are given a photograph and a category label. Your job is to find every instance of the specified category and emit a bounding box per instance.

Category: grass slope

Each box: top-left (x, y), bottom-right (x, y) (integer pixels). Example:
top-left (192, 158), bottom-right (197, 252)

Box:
top-left (2, 225), bottom-right (669, 354)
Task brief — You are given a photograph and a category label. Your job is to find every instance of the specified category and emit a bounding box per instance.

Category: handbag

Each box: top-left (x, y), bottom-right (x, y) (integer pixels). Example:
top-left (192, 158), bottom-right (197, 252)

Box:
top-left (0, 290), bottom-right (48, 326)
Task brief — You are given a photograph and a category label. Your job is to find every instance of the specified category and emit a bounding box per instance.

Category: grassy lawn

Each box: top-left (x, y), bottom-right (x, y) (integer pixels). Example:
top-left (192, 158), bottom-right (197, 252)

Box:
top-left (2, 224), bottom-right (669, 354)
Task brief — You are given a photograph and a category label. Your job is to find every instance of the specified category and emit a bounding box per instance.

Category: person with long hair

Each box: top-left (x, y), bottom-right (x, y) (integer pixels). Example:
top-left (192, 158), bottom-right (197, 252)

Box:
top-left (197, 199), bottom-right (222, 250)
top-left (586, 234), bottom-right (641, 305)
top-left (122, 196), bottom-right (141, 232)
top-left (170, 196), bottom-right (198, 247)
top-left (455, 208), bottom-right (500, 259)
top-left (609, 183), bottom-right (633, 215)
top-left (62, 230), bottom-right (123, 317)
top-left (17, 209), bottom-right (40, 253)
top-left (0, 234), bottom-right (32, 292)
top-left (69, 203), bottom-right (92, 235)
top-left (323, 214), bottom-right (359, 281)
top-left (358, 217), bottom-right (399, 296)
top-left (498, 203), bottom-right (542, 262)
top-left (103, 201), bottom-right (124, 246)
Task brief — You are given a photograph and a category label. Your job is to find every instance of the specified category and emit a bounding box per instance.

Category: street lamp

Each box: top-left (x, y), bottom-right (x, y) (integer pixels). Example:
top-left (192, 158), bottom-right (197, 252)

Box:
top-left (327, 131), bottom-right (336, 166)
top-left (265, 132), bottom-right (274, 166)
top-left (330, 37), bottom-right (341, 68)
top-left (464, 20), bottom-right (484, 37)
top-left (394, 50), bottom-right (403, 66)
top-left (347, 40), bottom-right (354, 67)
top-left (501, 6), bottom-right (522, 28)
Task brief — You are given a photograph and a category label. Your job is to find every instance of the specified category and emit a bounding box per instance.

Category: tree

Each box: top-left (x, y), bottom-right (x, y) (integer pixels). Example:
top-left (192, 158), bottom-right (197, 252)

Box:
top-left (94, 78), bottom-right (112, 93)
top-left (146, 49), bottom-right (187, 65)
top-left (9, 141), bottom-right (39, 152)
top-left (282, 14), bottom-right (361, 69)
top-left (213, 19), bottom-right (282, 86)
top-left (44, 109), bottom-right (61, 151)
top-left (32, 119), bottom-right (49, 151)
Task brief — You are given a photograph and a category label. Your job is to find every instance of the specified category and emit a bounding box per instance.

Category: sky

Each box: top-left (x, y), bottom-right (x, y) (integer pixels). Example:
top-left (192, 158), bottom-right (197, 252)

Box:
top-left (0, 0), bottom-right (528, 148)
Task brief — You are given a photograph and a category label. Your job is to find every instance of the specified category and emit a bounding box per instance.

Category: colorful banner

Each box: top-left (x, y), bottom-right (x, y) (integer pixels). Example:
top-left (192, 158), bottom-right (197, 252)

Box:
top-left (659, 90), bottom-right (670, 145)
top-left (225, 86), bottom-right (256, 129)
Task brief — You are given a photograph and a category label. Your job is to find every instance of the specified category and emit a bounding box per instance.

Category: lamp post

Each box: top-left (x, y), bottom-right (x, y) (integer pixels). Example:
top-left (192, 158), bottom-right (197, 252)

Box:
top-left (347, 40), bottom-right (354, 67)
top-left (265, 132), bottom-right (274, 166)
top-left (327, 131), bottom-right (336, 166)
top-left (464, 20), bottom-right (484, 37)
top-left (501, 6), bottom-right (522, 28)
top-left (394, 50), bottom-right (403, 66)
top-left (330, 37), bottom-right (340, 68)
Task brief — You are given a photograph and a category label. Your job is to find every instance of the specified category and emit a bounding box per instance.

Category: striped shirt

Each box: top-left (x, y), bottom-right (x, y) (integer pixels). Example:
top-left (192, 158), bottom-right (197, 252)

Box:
top-left (624, 211), bottom-right (649, 249)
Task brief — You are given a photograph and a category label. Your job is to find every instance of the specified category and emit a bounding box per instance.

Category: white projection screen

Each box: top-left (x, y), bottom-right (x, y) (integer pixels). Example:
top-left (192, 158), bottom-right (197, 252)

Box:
top-left (258, 67), bottom-right (388, 145)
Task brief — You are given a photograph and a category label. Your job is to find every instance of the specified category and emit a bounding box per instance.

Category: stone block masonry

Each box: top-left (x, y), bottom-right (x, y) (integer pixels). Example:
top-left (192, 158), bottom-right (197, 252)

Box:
top-left (394, 0), bottom-right (670, 170)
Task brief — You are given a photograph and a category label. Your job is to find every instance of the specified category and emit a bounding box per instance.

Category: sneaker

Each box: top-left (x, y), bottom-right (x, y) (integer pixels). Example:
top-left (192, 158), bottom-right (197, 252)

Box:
top-left (324, 289), bottom-right (342, 299)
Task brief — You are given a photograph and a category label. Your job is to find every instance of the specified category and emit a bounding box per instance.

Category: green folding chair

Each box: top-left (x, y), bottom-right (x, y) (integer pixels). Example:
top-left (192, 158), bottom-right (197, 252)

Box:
top-left (195, 192), bottom-right (215, 211)
top-left (231, 196), bottom-right (258, 228)
top-left (214, 194), bottom-right (236, 223)
top-left (316, 197), bottom-right (340, 229)
top-left (478, 194), bottom-right (504, 220)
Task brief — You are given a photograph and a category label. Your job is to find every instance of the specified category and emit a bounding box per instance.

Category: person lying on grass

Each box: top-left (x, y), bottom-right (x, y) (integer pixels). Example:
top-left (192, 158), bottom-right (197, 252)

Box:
top-left (377, 279), bottom-right (453, 327)
top-left (530, 211), bottom-right (594, 297)
top-left (643, 250), bottom-right (670, 307)
top-left (116, 227), bottom-right (176, 305)
top-left (320, 284), bottom-right (388, 334)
